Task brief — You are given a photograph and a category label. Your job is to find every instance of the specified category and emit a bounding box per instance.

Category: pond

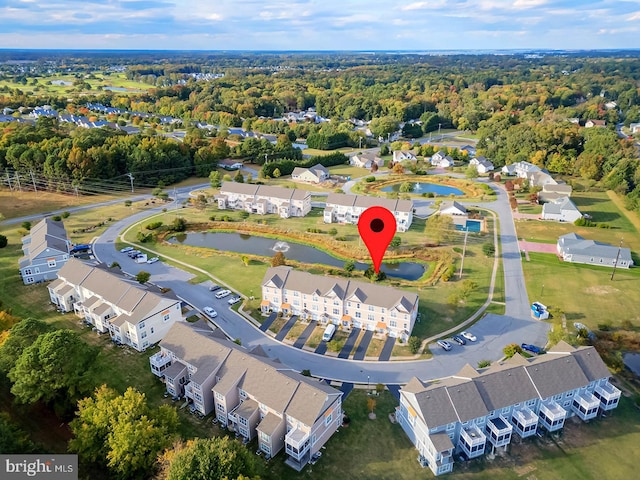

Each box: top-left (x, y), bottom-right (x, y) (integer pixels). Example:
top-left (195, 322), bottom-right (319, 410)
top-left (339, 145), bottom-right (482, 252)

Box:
top-left (381, 182), bottom-right (464, 196)
top-left (168, 232), bottom-right (425, 281)
top-left (623, 352), bottom-right (640, 376)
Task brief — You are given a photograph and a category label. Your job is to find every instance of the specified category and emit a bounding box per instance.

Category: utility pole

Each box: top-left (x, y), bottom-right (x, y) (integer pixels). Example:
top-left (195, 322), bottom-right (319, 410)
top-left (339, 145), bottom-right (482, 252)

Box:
top-left (6, 171), bottom-right (12, 192)
top-left (438, 123), bottom-right (442, 141)
top-left (359, 137), bottom-right (362, 149)
top-left (610, 238), bottom-right (623, 281)
top-left (15, 173), bottom-right (21, 192)
top-left (126, 172), bottom-right (134, 193)
top-left (459, 228), bottom-right (469, 279)
top-left (30, 170), bottom-right (37, 194)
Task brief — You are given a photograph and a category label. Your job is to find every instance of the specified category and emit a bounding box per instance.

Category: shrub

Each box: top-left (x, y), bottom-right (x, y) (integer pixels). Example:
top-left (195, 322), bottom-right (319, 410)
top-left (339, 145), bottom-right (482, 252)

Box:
top-left (61, 211), bottom-right (70, 218)
top-left (21, 221), bottom-right (31, 231)
top-left (136, 271), bottom-right (151, 284)
top-left (209, 215), bottom-right (216, 222)
top-left (146, 221), bottom-right (163, 230)
top-left (239, 211), bottom-right (250, 220)
top-left (503, 343), bottom-right (523, 358)
top-left (477, 359), bottom-right (491, 368)
top-left (124, 200), bottom-right (132, 207)
top-left (408, 336), bottom-right (421, 354)
top-left (51, 215), bottom-right (62, 221)
top-left (109, 262), bottom-right (120, 269)
top-left (365, 176), bottom-right (376, 183)
top-left (482, 242), bottom-right (495, 256)
top-left (0, 234), bottom-right (8, 248)
top-left (441, 264), bottom-right (456, 282)
top-left (328, 228), bottom-right (338, 236)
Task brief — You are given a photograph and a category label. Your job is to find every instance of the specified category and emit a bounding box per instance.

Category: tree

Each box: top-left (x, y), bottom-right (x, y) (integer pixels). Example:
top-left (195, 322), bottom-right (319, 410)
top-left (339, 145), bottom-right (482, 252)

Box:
top-left (21, 221), bottom-right (31, 231)
top-left (408, 336), bottom-right (421, 354)
top-left (0, 318), bottom-right (51, 374)
top-left (503, 343), bottom-right (523, 359)
top-left (379, 144), bottom-right (389, 156)
top-left (344, 259), bottom-right (355, 273)
top-left (136, 271), bottom-right (151, 284)
top-left (164, 437), bottom-right (259, 480)
top-left (465, 165), bottom-right (478, 179)
top-left (172, 217), bottom-right (187, 232)
top-left (234, 171), bottom-right (244, 183)
top-left (390, 236), bottom-right (402, 248)
top-left (241, 255), bottom-right (250, 266)
top-left (0, 234), bottom-right (7, 248)
top-left (209, 171), bottom-right (221, 188)
top-left (8, 330), bottom-right (97, 409)
top-left (482, 242), bottom-right (495, 257)
top-left (0, 413), bottom-right (36, 454)
top-left (271, 251), bottom-right (286, 267)
top-left (369, 116), bottom-right (399, 139)
top-left (70, 385), bottom-right (179, 479)
top-left (392, 163), bottom-right (405, 175)
top-left (425, 214), bottom-right (455, 246)
top-left (399, 181), bottom-right (413, 193)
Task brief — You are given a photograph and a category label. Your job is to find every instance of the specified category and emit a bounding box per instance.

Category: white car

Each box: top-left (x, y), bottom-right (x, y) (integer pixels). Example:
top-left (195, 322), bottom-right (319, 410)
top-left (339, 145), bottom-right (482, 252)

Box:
top-left (215, 289), bottom-right (231, 299)
top-left (227, 296), bottom-right (241, 305)
top-left (203, 307), bottom-right (218, 318)
top-left (461, 331), bottom-right (477, 342)
top-left (120, 246), bottom-right (134, 253)
top-left (146, 257), bottom-right (160, 264)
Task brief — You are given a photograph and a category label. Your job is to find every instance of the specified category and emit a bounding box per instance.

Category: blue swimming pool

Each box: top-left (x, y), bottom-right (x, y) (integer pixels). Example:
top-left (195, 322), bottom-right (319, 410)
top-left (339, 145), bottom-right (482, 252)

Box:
top-left (455, 220), bottom-right (482, 232)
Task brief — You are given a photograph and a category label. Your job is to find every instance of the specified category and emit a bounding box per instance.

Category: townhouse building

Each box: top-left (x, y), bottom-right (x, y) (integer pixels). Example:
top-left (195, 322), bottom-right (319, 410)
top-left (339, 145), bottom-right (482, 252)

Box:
top-left (216, 182), bottom-right (311, 218)
top-left (48, 258), bottom-right (182, 351)
top-left (261, 266), bottom-right (419, 341)
top-left (150, 322), bottom-right (343, 470)
top-left (397, 342), bottom-right (620, 476)
top-left (323, 193), bottom-right (414, 232)
top-left (19, 217), bottom-right (71, 285)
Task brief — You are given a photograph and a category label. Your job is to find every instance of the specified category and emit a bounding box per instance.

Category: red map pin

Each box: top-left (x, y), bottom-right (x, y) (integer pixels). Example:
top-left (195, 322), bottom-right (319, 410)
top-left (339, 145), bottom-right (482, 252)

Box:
top-left (358, 206), bottom-right (397, 273)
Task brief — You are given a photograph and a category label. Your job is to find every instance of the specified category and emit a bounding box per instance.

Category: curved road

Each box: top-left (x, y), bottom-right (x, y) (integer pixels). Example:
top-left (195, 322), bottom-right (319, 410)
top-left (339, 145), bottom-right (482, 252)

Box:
top-left (90, 175), bottom-right (548, 385)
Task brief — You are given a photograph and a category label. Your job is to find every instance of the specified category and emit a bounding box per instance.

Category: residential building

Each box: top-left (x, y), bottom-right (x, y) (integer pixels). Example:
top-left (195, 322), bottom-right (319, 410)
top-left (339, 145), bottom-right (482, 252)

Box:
top-left (291, 164), bottom-right (330, 184)
top-left (469, 156), bottom-right (494, 174)
top-left (261, 266), bottom-right (419, 341)
top-left (323, 193), bottom-right (414, 232)
top-left (393, 150), bottom-right (417, 163)
top-left (460, 145), bottom-right (476, 157)
top-left (397, 342), bottom-right (620, 476)
top-left (219, 159), bottom-right (244, 170)
top-left (501, 161), bottom-right (540, 178)
top-left (630, 123), bottom-right (640, 134)
top-left (541, 197), bottom-right (582, 223)
top-left (216, 182), bottom-right (311, 218)
top-left (585, 119), bottom-right (606, 128)
top-left (438, 201), bottom-right (467, 217)
top-left (48, 258), bottom-right (182, 351)
top-left (557, 233), bottom-right (633, 269)
top-left (150, 322), bottom-right (343, 470)
top-left (431, 152), bottom-right (454, 168)
top-left (537, 183), bottom-right (573, 203)
top-left (19, 217), bottom-right (71, 285)
top-left (527, 170), bottom-right (557, 188)
top-left (350, 153), bottom-right (383, 169)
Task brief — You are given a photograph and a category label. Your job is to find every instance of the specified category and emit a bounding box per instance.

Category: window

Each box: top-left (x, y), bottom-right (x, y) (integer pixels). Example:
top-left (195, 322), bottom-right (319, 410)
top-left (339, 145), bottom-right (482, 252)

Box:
top-left (367, 314), bottom-right (374, 321)
top-left (47, 259), bottom-right (56, 268)
top-left (355, 311), bottom-right (361, 319)
top-left (141, 331), bottom-right (147, 339)
top-left (150, 327), bottom-right (155, 334)
top-left (23, 268), bottom-right (32, 276)
top-left (163, 314), bottom-right (170, 322)
top-left (325, 413), bottom-right (333, 426)
top-left (25, 277), bottom-right (34, 284)
top-left (368, 305), bottom-right (374, 311)
top-left (333, 308), bottom-right (339, 315)
top-left (390, 310), bottom-right (397, 318)
top-left (139, 321), bottom-right (145, 329)
top-left (390, 320), bottom-right (397, 328)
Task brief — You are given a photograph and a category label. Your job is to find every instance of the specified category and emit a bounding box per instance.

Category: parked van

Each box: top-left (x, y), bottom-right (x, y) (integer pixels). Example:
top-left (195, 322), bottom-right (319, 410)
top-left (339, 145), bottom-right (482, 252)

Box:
top-left (322, 324), bottom-right (336, 342)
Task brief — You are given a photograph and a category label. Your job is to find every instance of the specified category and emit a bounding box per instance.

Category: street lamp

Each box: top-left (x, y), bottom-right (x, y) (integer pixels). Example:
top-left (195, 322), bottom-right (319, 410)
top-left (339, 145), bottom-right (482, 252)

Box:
top-left (367, 375), bottom-right (370, 391)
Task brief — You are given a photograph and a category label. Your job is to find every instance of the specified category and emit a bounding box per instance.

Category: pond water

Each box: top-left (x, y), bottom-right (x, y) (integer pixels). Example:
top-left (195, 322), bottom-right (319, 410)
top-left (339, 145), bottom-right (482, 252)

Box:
top-left (168, 232), bottom-right (425, 281)
top-left (381, 182), bottom-right (464, 196)
top-left (623, 352), bottom-right (640, 376)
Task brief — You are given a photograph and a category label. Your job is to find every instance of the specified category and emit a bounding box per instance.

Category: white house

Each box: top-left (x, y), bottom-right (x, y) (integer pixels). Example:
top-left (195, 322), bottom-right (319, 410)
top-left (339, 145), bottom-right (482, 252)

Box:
top-left (557, 233), bottom-right (633, 269)
top-left (216, 182), bottom-right (311, 218)
top-left (502, 161), bottom-right (540, 178)
top-left (219, 159), bottom-right (244, 170)
top-left (431, 152), bottom-right (454, 168)
top-left (438, 201), bottom-right (467, 217)
top-left (261, 266), bottom-right (419, 341)
top-left (151, 321), bottom-right (343, 470)
top-left (48, 258), bottom-right (182, 351)
top-left (393, 150), bottom-right (417, 163)
top-left (291, 164), bottom-right (330, 184)
top-left (528, 171), bottom-right (557, 188)
top-left (541, 197), bottom-right (582, 223)
top-left (538, 183), bottom-right (573, 203)
top-left (19, 218), bottom-right (72, 285)
top-left (585, 119), bottom-right (606, 128)
top-left (398, 342), bottom-right (620, 476)
top-left (630, 123), bottom-right (640, 134)
top-left (469, 156), bottom-right (494, 174)
top-left (323, 193), bottom-right (414, 232)
top-left (350, 153), bottom-right (383, 169)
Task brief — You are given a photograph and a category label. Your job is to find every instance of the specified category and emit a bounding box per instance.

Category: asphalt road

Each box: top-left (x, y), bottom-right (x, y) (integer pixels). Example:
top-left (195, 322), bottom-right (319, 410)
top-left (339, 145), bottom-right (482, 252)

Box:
top-left (90, 179), bottom-right (549, 384)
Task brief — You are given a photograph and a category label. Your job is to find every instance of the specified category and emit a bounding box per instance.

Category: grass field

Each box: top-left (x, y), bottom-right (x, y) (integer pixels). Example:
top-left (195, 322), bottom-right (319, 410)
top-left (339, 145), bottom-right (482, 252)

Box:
top-left (0, 72), bottom-right (151, 95)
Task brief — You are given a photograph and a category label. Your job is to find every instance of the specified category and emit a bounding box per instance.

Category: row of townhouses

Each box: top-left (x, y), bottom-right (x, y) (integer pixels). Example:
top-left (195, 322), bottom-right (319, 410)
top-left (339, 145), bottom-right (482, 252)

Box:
top-left (19, 217), bottom-right (71, 285)
top-left (323, 193), bottom-right (414, 232)
top-left (397, 342), bottom-right (621, 476)
top-left (48, 258), bottom-right (182, 351)
top-left (216, 182), bottom-right (311, 218)
top-left (261, 266), bottom-right (419, 341)
top-left (150, 322), bottom-right (343, 470)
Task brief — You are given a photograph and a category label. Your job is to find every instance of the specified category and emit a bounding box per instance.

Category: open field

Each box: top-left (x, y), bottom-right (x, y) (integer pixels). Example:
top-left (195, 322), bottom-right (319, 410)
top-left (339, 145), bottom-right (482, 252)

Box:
top-left (0, 72), bottom-right (152, 95)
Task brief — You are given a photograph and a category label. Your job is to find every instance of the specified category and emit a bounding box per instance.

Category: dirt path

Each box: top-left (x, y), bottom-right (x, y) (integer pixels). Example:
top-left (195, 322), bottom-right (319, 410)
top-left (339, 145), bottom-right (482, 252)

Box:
top-left (607, 190), bottom-right (640, 231)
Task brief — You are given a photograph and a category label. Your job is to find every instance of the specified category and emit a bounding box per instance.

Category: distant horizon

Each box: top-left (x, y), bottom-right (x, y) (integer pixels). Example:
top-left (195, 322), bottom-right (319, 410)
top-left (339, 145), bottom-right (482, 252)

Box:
top-left (0, 1), bottom-right (638, 51)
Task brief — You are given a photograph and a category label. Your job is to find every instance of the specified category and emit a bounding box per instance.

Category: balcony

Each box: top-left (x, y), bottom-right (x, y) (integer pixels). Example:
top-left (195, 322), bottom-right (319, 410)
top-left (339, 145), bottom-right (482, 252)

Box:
top-left (572, 392), bottom-right (600, 421)
top-left (285, 428), bottom-right (311, 460)
top-left (539, 400), bottom-right (566, 432)
top-left (459, 424), bottom-right (486, 459)
top-left (486, 416), bottom-right (513, 448)
top-left (149, 352), bottom-right (172, 377)
top-left (594, 382), bottom-right (621, 411)
top-left (511, 407), bottom-right (539, 438)
top-left (184, 384), bottom-right (195, 400)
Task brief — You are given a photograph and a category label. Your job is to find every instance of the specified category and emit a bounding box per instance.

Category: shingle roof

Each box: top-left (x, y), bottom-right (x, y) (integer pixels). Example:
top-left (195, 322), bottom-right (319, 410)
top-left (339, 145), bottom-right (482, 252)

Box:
top-left (429, 432), bottom-right (454, 452)
top-left (220, 182), bottom-right (310, 202)
top-left (257, 412), bottom-right (284, 435)
top-left (524, 355), bottom-right (589, 398)
top-left (325, 193), bottom-right (413, 214)
top-left (557, 233), bottom-right (632, 263)
top-left (21, 217), bottom-right (70, 261)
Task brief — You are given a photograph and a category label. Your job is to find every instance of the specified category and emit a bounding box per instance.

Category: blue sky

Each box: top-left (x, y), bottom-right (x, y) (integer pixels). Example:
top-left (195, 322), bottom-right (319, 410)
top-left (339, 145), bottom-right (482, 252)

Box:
top-left (0, 0), bottom-right (638, 50)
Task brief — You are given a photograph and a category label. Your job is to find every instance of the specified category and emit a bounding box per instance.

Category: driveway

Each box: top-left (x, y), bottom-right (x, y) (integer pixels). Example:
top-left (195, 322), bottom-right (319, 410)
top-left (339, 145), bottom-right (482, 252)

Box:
top-left (519, 239), bottom-right (557, 254)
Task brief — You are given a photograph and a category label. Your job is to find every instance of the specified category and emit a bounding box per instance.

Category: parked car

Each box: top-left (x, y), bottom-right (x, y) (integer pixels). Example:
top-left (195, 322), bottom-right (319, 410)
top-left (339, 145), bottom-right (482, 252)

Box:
top-left (120, 246), bottom-right (134, 253)
top-left (461, 331), bottom-right (477, 342)
top-left (452, 335), bottom-right (466, 345)
top-left (437, 340), bottom-right (452, 351)
top-left (209, 284), bottom-right (221, 292)
top-left (521, 343), bottom-right (543, 354)
top-left (127, 250), bottom-right (141, 258)
top-left (215, 289), bottom-right (231, 299)
top-left (228, 296), bottom-right (241, 305)
top-left (203, 306), bottom-right (218, 318)
top-left (146, 257), bottom-right (160, 264)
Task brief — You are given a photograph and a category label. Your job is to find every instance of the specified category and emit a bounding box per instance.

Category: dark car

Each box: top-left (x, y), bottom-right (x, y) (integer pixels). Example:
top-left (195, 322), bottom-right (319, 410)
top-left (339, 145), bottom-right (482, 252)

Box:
top-left (521, 343), bottom-right (543, 354)
top-left (452, 335), bottom-right (466, 345)
top-left (209, 284), bottom-right (221, 292)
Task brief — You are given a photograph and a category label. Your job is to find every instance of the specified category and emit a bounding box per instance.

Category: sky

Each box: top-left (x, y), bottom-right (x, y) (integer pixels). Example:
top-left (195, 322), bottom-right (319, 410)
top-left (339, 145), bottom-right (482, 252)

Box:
top-left (0, 0), bottom-right (639, 51)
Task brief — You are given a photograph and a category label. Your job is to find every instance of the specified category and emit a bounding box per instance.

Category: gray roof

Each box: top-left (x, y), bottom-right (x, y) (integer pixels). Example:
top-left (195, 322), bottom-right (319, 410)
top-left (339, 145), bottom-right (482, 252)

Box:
top-left (161, 322), bottom-right (342, 426)
top-left (325, 193), bottom-right (413, 214)
top-left (543, 197), bottom-right (580, 215)
top-left (21, 217), bottom-right (70, 262)
top-left (220, 182), bottom-right (310, 202)
top-left (263, 266), bottom-right (418, 313)
top-left (557, 233), bottom-right (632, 263)
top-left (402, 343), bottom-right (611, 429)
top-left (257, 412), bottom-right (284, 436)
top-left (429, 432), bottom-right (454, 452)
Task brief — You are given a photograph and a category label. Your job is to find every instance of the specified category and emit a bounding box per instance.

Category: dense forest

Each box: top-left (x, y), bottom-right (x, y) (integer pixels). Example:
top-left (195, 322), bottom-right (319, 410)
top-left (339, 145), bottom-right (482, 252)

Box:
top-left (1, 51), bottom-right (640, 208)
